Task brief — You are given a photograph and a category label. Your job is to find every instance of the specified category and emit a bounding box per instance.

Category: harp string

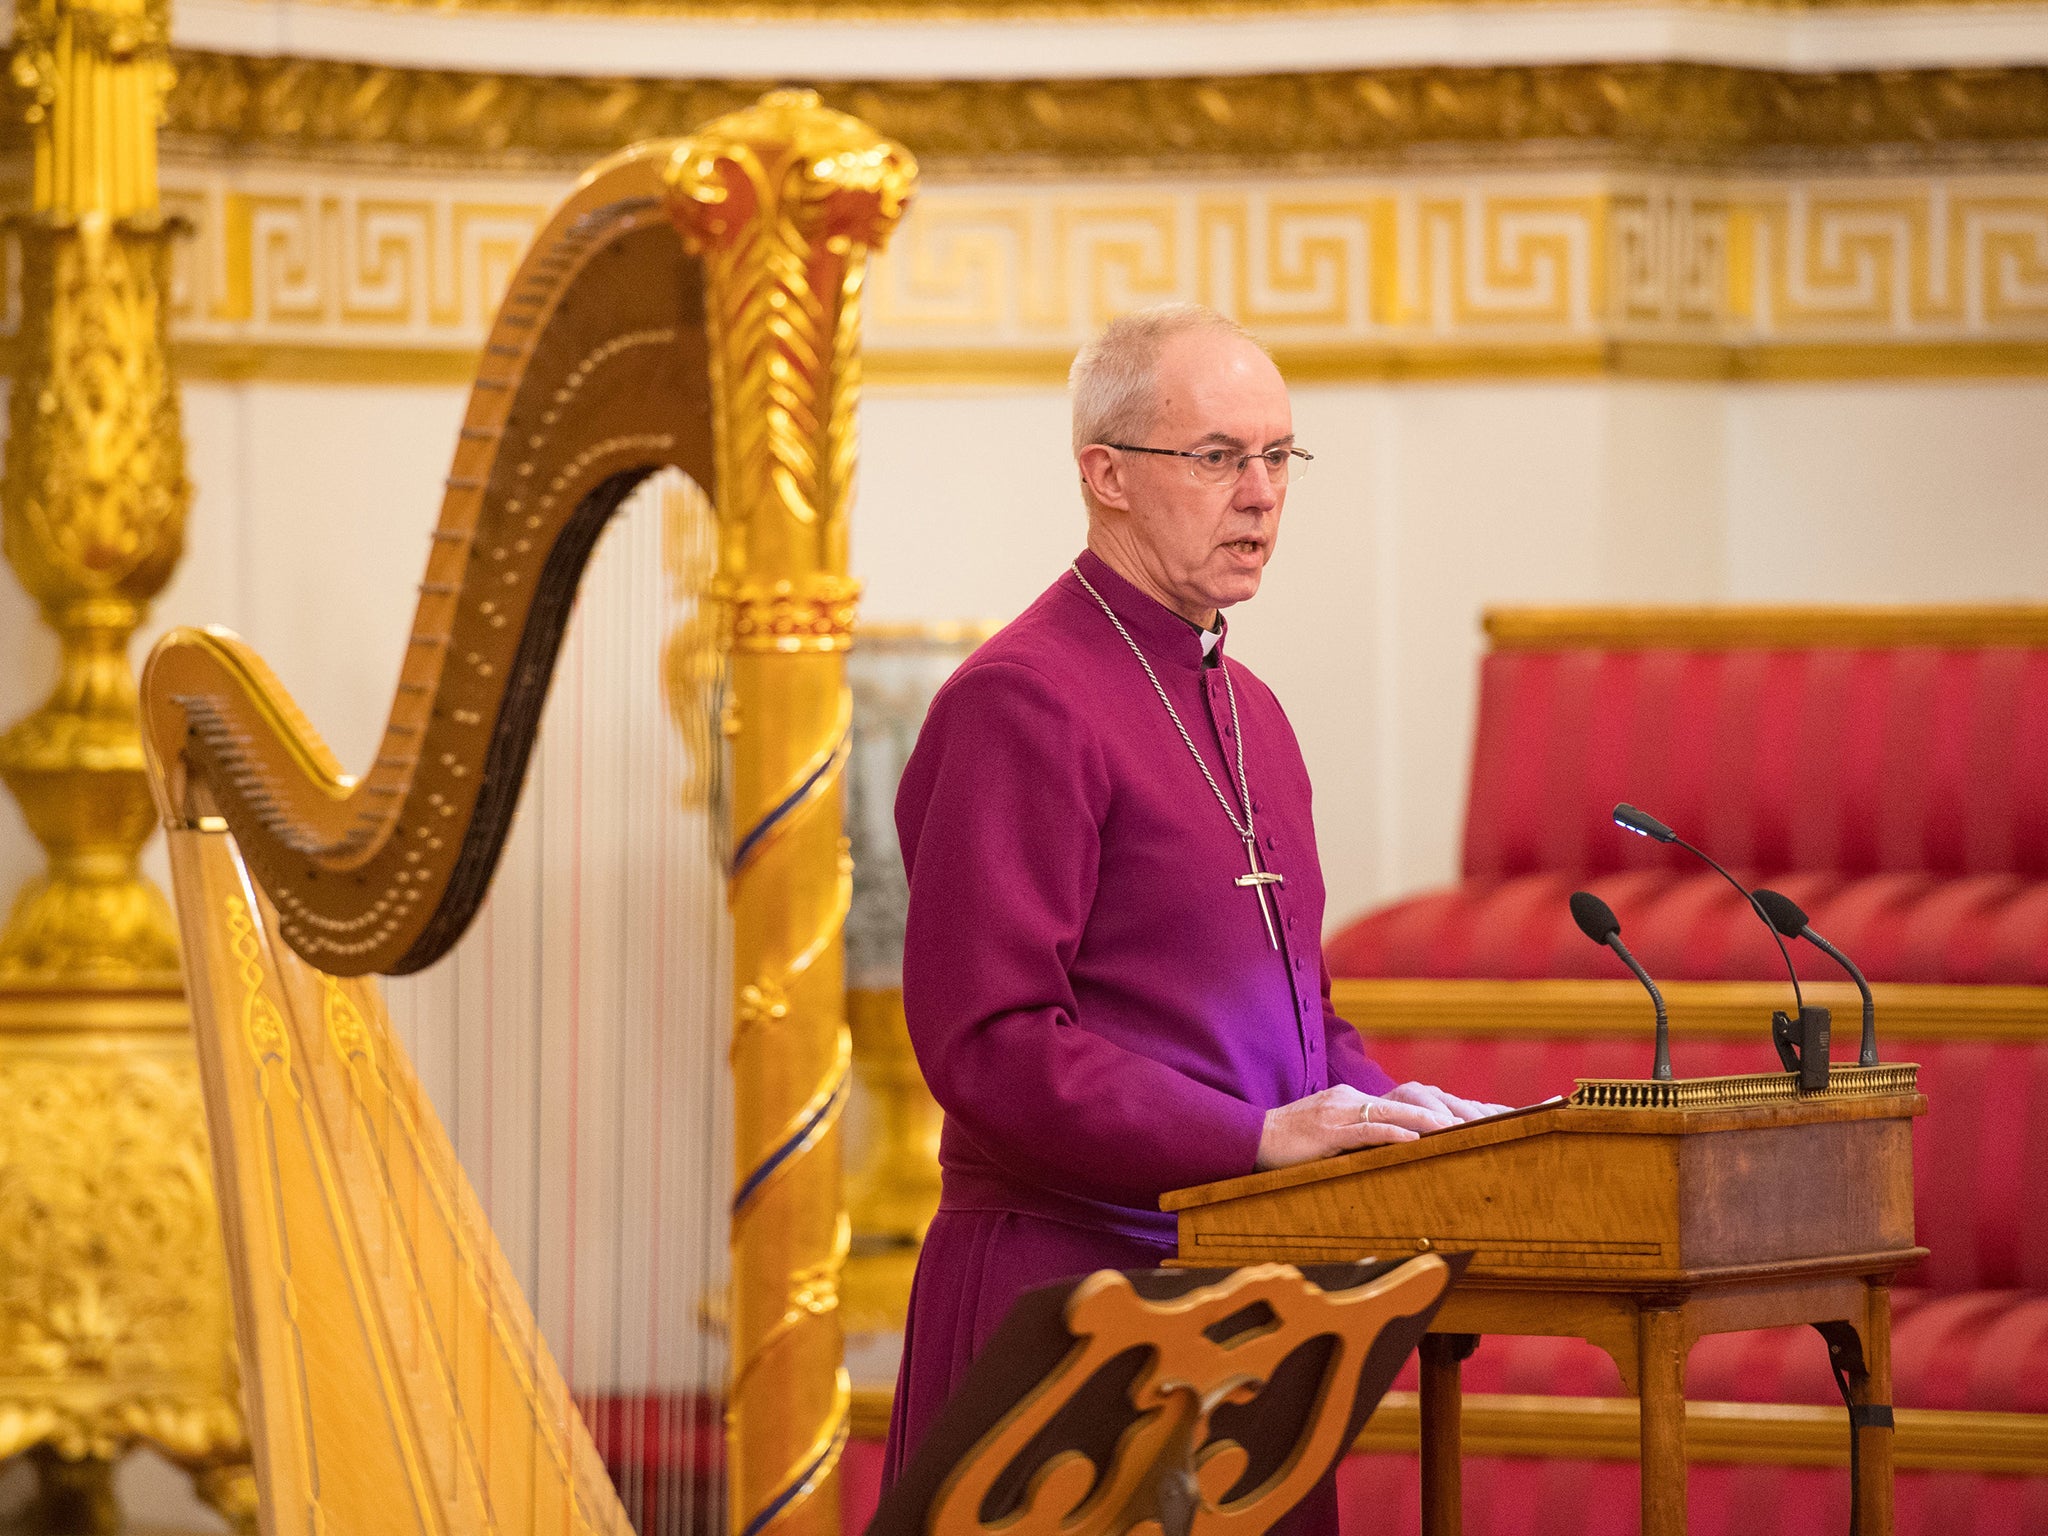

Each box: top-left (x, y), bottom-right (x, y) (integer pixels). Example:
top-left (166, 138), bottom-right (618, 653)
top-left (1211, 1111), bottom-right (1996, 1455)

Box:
top-left (382, 472), bottom-right (729, 1535)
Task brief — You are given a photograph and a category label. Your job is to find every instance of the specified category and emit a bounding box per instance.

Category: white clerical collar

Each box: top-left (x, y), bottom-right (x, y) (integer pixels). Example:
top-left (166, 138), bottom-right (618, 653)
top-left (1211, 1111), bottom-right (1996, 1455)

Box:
top-left (1199, 624), bottom-right (1223, 658)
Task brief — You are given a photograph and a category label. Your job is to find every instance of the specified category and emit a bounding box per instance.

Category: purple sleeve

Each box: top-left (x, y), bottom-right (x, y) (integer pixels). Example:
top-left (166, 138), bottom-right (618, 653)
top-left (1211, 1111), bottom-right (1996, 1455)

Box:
top-left (896, 661), bottom-right (1268, 1206)
top-left (1319, 954), bottom-right (1395, 1096)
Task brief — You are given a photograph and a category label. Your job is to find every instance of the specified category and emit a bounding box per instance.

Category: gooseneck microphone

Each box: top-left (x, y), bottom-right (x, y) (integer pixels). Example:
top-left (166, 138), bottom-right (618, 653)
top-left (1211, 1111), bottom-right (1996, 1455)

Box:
top-left (1570, 890), bottom-right (1671, 1081)
top-left (1755, 889), bottom-right (1878, 1068)
top-left (1612, 802), bottom-right (1804, 1015)
top-left (1614, 803), bottom-right (1830, 1089)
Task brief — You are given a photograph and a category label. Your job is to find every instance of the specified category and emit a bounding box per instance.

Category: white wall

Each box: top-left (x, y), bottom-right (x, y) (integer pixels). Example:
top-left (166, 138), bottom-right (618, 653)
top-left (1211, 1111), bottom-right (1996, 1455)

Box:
top-left (855, 376), bottom-right (2048, 924)
top-left (3, 375), bottom-right (2047, 936)
top-left (1724, 383), bottom-right (2048, 603)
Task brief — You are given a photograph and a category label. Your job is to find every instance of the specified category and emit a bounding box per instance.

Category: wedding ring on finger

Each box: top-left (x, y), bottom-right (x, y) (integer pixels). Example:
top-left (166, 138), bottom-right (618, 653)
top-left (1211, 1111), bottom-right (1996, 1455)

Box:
top-left (1361, 1100), bottom-right (1378, 1125)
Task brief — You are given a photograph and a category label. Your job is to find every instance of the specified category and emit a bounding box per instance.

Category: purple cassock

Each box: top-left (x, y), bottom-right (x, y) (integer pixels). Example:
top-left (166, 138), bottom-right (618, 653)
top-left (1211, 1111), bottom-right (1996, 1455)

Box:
top-left (881, 549), bottom-right (1396, 1530)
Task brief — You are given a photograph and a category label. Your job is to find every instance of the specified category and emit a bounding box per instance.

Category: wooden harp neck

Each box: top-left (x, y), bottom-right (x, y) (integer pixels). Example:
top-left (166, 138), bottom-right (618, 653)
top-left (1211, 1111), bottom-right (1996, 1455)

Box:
top-left (141, 142), bottom-right (713, 977)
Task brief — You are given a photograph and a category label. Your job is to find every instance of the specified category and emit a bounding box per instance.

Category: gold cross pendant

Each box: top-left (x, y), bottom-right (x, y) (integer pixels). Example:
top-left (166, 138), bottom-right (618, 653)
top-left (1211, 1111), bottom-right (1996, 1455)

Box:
top-left (1235, 836), bottom-right (1285, 950)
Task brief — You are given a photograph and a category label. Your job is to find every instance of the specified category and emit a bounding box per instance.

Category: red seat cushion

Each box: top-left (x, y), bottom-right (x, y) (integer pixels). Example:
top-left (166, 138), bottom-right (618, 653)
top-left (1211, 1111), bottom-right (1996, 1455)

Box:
top-left (1325, 869), bottom-right (2048, 985)
top-left (1385, 1288), bottom-right (2048, 1414)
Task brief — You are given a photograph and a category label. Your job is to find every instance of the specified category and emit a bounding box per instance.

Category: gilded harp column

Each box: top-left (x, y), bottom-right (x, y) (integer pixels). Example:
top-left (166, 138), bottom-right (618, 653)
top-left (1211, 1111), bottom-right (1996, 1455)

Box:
top-left (666, 93), bottom-right (915, 1536)
top-left (0, 0), bottom-right (249, 1528)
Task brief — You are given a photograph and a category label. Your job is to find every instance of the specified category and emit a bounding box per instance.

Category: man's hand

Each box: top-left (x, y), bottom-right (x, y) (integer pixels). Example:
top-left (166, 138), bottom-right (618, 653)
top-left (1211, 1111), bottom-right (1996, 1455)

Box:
top-left (1383, 1080), bottom-right (1514, 1123)
top-left (1254, 1081), bottom-right (1518, 1172)
top-left (1255, 1085), bottom-right (1452, 1170)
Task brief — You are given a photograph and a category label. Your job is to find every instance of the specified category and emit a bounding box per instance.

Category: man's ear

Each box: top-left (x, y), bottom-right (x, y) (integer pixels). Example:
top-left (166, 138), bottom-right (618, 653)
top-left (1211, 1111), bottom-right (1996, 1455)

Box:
top-left (1076, 444), bottom-right (1131, 513)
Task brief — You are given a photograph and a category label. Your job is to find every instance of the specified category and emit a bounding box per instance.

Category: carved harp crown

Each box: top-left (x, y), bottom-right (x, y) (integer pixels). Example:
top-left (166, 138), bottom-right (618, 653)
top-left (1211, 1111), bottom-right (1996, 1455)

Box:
top-left (139, 93), bottom-right (913, 1536)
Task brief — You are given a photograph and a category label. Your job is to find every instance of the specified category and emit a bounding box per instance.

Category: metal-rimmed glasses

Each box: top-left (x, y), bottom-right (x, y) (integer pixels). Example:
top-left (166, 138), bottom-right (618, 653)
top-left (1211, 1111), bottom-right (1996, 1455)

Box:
top-left (1105, 442), bottom-right (1314, 487)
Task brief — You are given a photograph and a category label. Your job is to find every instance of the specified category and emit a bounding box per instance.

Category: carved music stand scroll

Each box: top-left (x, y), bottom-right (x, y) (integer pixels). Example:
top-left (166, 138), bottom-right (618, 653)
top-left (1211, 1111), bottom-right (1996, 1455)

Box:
top-left (870, 1252), bottom-right (1466, 1536)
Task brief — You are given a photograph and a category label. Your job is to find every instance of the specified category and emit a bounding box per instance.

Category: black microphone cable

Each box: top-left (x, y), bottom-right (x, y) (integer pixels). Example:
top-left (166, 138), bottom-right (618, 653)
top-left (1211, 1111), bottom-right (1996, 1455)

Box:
top-left (1755, 888), bottom-right (1879, 1068)
top-left (1568, 890), bottom-right (1671, 1081)
top-left (1612, 802), bottom-right (1807, 1015)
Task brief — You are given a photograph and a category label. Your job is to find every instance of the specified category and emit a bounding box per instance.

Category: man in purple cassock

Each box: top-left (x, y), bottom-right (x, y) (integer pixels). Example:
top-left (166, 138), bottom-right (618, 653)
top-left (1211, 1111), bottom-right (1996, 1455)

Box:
top-left (882, 304), bottom-right (1507, 1531)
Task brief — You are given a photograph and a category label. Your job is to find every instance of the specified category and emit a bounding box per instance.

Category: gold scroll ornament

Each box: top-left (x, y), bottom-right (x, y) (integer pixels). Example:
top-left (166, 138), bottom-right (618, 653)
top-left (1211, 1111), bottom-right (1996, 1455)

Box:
top-left (667, 89), bottom-right (916, 1536)
top-left (0, 0), bottom-right (251, 1524)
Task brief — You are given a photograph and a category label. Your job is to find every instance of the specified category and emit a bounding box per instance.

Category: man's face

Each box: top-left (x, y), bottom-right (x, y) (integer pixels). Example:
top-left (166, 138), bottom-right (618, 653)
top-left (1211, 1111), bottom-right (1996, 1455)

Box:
top-left (1081, 328), bottom-right (1294, 624)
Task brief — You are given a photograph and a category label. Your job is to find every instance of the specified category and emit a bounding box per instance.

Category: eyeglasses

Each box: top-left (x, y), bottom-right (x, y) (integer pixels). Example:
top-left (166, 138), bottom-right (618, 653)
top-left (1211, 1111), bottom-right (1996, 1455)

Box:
top-left (1106, 442), bottom-right (1314, 487)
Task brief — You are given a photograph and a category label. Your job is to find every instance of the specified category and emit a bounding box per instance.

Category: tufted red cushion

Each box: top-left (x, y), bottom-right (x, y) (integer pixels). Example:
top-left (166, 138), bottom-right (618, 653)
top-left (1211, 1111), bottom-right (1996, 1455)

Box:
top-left (1325, 868), bottom-right (2048, 985)
top-left (1462, 646), bottom-right (2048, 883)
top-left (1355, 1033), bottom-right (2048, 1295)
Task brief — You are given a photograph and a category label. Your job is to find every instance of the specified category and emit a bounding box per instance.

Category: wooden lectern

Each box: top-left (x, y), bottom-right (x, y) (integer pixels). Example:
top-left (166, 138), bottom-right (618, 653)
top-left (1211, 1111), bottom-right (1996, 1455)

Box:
top-left (1162, 1067), bottom-right (1926, 1536)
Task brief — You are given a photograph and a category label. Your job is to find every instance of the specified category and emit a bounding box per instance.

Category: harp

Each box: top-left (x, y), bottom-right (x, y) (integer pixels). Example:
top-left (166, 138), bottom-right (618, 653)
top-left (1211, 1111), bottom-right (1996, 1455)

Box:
top-left (135, 92), bottom-right (914, 1536)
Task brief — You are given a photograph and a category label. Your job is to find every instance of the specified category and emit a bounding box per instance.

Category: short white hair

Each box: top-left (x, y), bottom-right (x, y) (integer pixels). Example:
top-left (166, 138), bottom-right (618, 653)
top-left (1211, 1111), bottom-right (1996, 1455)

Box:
top-left (1069, 303), bottom-right (1265, 456)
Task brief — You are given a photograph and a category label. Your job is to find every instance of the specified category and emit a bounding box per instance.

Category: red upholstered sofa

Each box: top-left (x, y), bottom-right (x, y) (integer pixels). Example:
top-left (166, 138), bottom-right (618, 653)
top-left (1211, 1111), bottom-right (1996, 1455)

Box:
top-left (1329, 607), bottom-right (2048, 989)
top-left (1322, 606), bottom-right (2048, 1534)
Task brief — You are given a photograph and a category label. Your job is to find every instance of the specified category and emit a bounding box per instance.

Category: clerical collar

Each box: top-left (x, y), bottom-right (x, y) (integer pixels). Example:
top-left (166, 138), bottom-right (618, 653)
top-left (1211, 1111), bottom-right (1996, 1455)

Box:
top-left (1068, 550), bottom-right (1222, 673)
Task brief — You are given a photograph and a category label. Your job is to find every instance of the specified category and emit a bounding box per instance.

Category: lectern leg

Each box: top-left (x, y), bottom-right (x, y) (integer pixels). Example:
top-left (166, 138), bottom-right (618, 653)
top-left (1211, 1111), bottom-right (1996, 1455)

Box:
top-left (1638, 1307), bottom-right (1688, 1536)
top-left (1856, 1283), bottom-right (1896, 1536)
top-left (1419, 1332), bottom-right (1473, 1536)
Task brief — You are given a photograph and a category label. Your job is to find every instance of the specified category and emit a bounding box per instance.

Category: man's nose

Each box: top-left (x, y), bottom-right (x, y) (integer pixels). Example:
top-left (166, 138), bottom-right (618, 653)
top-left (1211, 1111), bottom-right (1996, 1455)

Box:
top-left (1234, 457), bottom-right (1280, 510)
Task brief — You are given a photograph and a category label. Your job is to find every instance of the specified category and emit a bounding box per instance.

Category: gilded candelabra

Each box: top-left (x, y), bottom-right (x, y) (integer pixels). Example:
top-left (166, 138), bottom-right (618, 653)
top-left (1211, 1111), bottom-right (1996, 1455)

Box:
top-left (0, 0), bottom-right (250, 1526)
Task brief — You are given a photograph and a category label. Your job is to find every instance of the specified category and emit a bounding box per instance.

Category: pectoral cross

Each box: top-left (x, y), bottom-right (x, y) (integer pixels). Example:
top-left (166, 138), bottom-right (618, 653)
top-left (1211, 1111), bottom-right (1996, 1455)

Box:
top-left (1236, 835), bottom-right (1285, 950)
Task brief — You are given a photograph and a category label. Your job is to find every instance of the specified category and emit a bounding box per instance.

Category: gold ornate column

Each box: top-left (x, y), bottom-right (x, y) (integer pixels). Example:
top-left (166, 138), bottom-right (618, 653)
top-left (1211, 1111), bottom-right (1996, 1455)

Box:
top-left (0, 0), bottom-right (250, 1526)
top-left (666, 92), bottom-right (914, 1536)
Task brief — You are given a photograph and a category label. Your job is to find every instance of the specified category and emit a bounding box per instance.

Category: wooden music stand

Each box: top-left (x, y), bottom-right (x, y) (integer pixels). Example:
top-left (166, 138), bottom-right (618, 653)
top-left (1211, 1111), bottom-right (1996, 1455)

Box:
top-left (868, 1252), bottom-right (1469, 1536)
top-left (1162, 1068), bottom-right (1926, 1536)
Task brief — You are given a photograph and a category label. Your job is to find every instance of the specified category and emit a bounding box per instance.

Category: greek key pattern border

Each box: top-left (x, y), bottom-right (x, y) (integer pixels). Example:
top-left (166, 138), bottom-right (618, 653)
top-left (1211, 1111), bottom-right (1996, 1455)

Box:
top-left (194, 163), bottom-right (2048, 340)
top-left (9, 158), bottom-right (2048, 373)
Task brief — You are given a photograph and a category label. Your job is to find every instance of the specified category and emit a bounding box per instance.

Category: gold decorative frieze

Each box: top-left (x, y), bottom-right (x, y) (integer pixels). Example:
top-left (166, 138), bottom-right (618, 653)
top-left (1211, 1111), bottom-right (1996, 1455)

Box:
top-left (4, 92), bottom-right (2047, 381)
top-left (0, 52), bottom-right (2038, 379)
top-left (149, 56), bottom-right (2048, 176)
top-left (156, 166), bottom-right (551, 348)
top-left (118, 156), bottom-right (2048, 380)
top-left (867, 173), bottom-right (2048, 357)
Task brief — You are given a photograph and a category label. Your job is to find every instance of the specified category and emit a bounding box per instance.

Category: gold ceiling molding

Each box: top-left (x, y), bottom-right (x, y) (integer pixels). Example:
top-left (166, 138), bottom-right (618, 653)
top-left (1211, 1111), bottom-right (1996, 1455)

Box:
top-left (145, 54), bottom-right (2048, 175)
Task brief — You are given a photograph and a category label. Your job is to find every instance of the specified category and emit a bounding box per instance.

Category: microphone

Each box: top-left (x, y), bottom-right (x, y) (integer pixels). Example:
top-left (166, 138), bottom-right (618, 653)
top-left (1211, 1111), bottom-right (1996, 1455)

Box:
top-left (1755, 889), bottom-right (1877, 1068)
top-left (1612, 804), bottom-right (1678, 843)
top-left (1611, 803), bottom-right (1829, 1090)
top-left (1570, 891), bottom-right (1671, 1081)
